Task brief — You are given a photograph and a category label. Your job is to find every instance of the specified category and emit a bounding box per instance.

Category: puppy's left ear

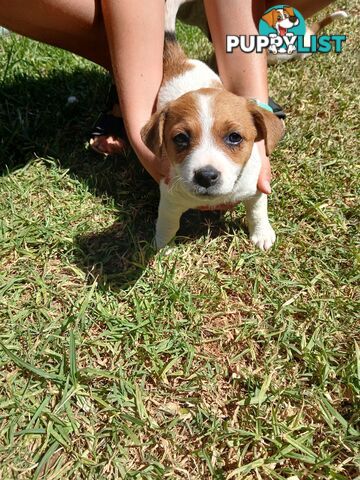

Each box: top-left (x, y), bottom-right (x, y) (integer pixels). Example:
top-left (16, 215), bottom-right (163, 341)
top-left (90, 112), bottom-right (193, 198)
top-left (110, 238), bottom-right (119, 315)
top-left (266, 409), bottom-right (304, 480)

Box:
top-left (141, 109), bottom-right (167, 158)
top-left (248, 103), bottom-right (285, 156)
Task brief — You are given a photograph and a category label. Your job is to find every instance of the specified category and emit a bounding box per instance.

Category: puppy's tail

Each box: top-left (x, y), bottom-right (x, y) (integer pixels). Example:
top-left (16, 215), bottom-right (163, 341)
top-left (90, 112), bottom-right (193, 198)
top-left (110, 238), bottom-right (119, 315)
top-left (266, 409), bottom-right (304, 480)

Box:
top-left (163, 0), bottom-right (193, 72)
top-left (165, 0), bottom-right (194, 40)
top-left (310, 10), bottom-right (348, 34)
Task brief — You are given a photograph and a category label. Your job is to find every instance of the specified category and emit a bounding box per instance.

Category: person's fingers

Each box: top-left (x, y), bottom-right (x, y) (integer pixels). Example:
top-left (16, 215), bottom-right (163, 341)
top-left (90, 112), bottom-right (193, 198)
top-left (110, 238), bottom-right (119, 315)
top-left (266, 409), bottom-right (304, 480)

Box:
top-left (257, 152), bottom-right (272, 194)
top-left (130, 134), bottom-right (166, 184)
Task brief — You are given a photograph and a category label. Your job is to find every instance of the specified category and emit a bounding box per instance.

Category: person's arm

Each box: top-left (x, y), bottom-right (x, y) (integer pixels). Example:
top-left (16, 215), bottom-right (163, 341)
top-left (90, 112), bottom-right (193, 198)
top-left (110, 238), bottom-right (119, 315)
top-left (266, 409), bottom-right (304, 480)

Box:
top-left (101, 0), bottom-right (165, 182)
top-left (203, 0), bottom-right (272, 194)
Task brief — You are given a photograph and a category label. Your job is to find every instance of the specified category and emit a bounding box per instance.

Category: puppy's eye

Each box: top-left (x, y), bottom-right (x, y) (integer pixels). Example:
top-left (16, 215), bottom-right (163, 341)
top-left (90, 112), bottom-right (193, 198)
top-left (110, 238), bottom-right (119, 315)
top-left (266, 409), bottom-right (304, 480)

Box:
top-left (225, 132), bottom-right (243, 146)
top-left (173, 132), bottom-right (190, 149)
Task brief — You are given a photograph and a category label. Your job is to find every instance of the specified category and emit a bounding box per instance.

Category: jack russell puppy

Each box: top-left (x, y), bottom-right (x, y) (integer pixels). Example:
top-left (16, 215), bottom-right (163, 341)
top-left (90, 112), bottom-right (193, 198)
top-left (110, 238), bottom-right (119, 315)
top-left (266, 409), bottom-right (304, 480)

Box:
top-left (141, 0), bottom-right (285, 250)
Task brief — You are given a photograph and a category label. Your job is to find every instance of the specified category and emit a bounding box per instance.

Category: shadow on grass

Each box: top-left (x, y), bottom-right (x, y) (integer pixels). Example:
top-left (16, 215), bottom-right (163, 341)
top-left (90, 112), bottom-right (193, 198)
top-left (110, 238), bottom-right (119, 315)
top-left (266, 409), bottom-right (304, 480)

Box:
top-left (0, 67), bottom-right (235, 289)
top-left (76, 209), bottom-right (233, 289)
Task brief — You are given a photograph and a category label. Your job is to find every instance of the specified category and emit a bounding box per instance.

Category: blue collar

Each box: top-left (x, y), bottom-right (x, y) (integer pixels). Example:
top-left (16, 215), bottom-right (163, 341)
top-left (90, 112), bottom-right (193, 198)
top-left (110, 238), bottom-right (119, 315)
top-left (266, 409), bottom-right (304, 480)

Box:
top-left (252, 99), bottom-right (274, 113)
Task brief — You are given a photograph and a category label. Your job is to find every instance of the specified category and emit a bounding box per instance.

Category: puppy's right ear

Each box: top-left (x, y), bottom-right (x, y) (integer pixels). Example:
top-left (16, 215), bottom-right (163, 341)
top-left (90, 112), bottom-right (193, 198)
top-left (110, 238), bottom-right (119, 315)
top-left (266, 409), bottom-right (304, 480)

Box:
top-left (141, 109), bottom-right (167, 158)
top-left (248, 102), bottom-right (285, 156)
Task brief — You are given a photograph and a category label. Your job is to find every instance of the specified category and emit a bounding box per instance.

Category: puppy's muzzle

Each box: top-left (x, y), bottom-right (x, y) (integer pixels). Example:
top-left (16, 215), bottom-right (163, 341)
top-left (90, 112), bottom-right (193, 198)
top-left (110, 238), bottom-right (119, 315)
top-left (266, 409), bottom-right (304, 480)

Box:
top-left (194, 166), bottom-right (221, 189)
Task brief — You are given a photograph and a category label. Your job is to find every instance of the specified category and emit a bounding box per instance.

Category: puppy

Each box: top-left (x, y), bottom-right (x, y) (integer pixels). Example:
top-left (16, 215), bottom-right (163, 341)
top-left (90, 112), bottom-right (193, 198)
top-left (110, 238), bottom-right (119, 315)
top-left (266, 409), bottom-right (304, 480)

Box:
top-left (141, 0), bottom-right (284, 250)
top-left (177, 0), bottom-right (348, 65)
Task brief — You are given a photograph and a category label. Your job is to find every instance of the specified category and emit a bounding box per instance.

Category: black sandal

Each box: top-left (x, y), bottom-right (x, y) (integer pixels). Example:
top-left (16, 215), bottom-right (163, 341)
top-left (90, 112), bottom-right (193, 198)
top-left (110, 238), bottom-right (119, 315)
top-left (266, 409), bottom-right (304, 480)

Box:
top-left (89, 84), bottom-right (129, 153)
top-left (268, 97), bottom-right (286, 120)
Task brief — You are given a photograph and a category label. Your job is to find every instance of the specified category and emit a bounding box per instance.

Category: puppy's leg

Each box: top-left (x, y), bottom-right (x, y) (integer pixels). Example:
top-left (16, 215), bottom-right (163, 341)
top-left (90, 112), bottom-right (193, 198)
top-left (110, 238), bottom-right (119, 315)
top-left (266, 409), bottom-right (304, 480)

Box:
top-left (243, 193), bottom-right (276, 250)
top-left (156, 189), bottom-right (185, 249)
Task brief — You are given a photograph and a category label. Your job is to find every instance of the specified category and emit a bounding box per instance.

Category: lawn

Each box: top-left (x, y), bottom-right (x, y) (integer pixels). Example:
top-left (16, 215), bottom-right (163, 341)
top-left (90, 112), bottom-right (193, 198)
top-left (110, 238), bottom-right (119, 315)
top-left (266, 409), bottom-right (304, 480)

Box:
top-left (0, 2), bottom-right (359, 479)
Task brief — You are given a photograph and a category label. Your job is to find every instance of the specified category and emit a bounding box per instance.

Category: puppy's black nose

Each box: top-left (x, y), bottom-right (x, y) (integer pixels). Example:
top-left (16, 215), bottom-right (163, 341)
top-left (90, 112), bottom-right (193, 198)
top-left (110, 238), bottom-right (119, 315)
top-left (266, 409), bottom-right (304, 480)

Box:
top-left (289, 15), bottom-right (297, 23)
top-left (194, 166), bottom-right (220, 188)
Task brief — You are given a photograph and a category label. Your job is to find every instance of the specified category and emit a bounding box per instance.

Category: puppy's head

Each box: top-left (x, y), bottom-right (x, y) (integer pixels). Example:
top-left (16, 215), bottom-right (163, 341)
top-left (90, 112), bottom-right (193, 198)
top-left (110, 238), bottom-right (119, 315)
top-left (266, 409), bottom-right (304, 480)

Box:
top-left (141, 89), bottom-right (284, 198)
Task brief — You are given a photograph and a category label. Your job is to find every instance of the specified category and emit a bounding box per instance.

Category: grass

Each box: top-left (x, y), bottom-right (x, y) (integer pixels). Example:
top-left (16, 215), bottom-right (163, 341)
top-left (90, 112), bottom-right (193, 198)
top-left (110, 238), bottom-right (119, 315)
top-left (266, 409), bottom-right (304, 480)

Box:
top-left (0, 1), bottom-right (359, 478)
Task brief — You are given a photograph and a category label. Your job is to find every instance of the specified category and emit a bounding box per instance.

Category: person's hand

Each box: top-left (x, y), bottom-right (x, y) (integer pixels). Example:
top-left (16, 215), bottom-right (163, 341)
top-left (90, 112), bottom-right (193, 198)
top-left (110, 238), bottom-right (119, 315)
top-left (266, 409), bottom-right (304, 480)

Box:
top-left (127, 129), bottom-right (169, 184)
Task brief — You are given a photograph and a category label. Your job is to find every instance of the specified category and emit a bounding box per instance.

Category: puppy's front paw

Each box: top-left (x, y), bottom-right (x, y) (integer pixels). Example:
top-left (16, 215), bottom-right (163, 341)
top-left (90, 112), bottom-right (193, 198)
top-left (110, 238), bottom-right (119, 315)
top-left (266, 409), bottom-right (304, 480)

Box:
top-left (249, 223), bottom-right (276, 251)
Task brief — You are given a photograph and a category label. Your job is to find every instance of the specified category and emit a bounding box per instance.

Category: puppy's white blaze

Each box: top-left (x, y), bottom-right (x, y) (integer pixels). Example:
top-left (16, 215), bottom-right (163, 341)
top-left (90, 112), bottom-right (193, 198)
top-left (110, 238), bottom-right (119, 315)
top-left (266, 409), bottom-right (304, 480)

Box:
top-left (157, 60), bottom-right (220, 109)
top-left (178, 92), bottom-right (241, 196)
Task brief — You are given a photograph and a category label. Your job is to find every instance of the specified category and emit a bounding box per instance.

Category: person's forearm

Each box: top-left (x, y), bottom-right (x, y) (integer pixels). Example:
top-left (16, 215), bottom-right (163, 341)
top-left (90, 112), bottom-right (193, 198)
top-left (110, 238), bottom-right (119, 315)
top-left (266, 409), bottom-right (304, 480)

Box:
top-left (204, 0), bottom-right (268, 102)
top-left (204, 0), bottom-right (271, 193)
top-left (101, 0), bottom-right (164, 179)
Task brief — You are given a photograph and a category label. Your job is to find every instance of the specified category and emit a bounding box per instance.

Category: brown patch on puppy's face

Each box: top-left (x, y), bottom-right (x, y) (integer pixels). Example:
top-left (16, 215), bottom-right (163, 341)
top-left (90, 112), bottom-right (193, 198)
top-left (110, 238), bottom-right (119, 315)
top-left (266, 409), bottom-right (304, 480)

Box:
top-left (210, 90), bottom-right (258, 166)
top-left (208, 89), bottom-right (284, 160)
top-left (141, 91), bottom-right (202, 165)
top-left (162, 92), bottom-right (202, 165)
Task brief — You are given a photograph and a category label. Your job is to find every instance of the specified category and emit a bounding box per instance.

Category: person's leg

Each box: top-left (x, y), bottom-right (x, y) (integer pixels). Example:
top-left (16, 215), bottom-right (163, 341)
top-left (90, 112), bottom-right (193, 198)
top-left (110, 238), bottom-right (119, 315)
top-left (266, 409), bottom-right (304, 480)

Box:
top-left (265, 0), bottom-right (334, 19)
top-left (0, 0), bottom-right (128, 154)
top-left (0, 0), bottom-right (111, 69)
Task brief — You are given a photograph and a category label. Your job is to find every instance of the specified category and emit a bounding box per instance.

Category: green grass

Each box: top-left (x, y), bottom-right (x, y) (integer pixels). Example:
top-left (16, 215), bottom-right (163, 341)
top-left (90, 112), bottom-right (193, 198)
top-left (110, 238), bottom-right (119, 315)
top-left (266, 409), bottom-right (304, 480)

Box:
top-left (0, 2), bottom-right (359, 478)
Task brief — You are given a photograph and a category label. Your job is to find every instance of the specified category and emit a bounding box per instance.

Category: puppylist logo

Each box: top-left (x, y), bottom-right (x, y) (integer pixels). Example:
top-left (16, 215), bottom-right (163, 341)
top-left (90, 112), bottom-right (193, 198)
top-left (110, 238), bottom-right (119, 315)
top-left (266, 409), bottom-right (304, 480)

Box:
top-left (226, 5), bottom-right (346, 56)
